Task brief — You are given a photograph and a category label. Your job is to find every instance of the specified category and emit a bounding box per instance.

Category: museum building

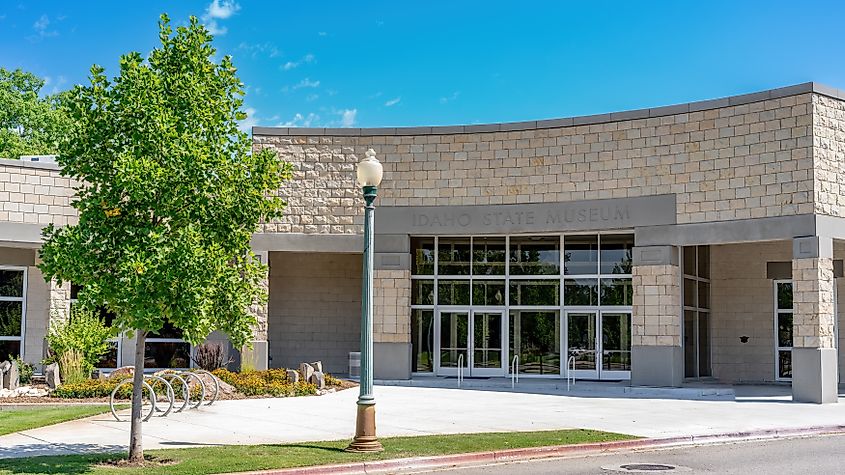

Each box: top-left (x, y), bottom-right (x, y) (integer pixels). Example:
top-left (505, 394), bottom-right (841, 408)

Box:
top-left (1, 82), bottom-right (844, 403)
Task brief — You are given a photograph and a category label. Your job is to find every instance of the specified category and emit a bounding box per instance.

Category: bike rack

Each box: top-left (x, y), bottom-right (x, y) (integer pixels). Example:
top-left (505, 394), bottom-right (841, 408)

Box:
top-left (109, 370), bottom-right (221, 422)
top-left (566, 355), bottom-right (576, 391)
top-left (456, 354), bottom-right (464, 388)
top-left (511, 355), bottom-right (519, 388)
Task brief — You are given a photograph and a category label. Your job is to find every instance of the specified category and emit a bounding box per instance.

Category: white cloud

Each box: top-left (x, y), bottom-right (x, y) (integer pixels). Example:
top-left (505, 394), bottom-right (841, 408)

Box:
top-left (237, 42), bottom-right (280, 59)
top-left (385, 97), bottom-right (401, 107)
top-left (306, 93), bottom-right (319, 102)
top-left (31, 14), bottom-right (58, 39)
top-left (440, 91), bottom-right (460, 104)
top-left (280, 112), bottom-right (319, 127)
top-left (239, 106), bottom-right (259, 132)
top-left (292, 78), bottom-right (320, 90)
top-left (339, 109), bottom-right (357, 127)
top-left (282, 53), bottom-right (315, 71)
top-left (202, 0), bottom-right (240, 35)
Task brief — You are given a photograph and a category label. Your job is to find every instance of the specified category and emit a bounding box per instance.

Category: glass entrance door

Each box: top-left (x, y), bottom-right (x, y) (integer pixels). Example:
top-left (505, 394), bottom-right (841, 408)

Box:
top-left (600, 312), bottom-right (632, 379)
top-left (566, 312), bottom-right (598, 379)
top-left (436, 309), bottom-right (505, 377)
top-left (437, 311), bottom-right (468, 376)
top-left (471, 311), bottom-right (505, 376)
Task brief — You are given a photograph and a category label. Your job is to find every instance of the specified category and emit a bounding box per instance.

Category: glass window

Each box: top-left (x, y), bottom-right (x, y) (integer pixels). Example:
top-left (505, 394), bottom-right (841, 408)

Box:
top-left (472, 280), bottom-right (506, 306)
top-left (698, 311), bottom-right (711, 377)
top-left (777, 282), bottom-right (793, 310)
top-left (144, 341), bottom-right (191, 369)
top-left (601, 312), bottom-right (631, 371)
top-left (149, 321), bottom-right (184, 340)
top-left (439, 311), bottom-right (468, 368)
top-left (564, 235), bottom-right (598, 275)
top-left (778, 350), bottom-right (792, 379)
top-left (0, 301), bottom-right (23, 337)
top-left (774, 281), bottom-right (793, 380)
top-left (697, 281), bottom-right (710, 309)
top-left (472, 237), bottom-right (506, 275)
top-left (0, 268), bottom-right (24, 352)
top-left (437, 280), bottom-right (470, 306)
top-left (777, 312), bottom-right (793, 348)
top-left (0, 270), bottom-right (24, 298)
top-left (509, 311), bottom-right (560, 375)
top-left (509, 280), bottom-right (560, 306)
top-left (411, 237), bottom-right (435, 275)
top-left (563, 279), bottom-right (598, 306)
top-left (600, 279), bottom-right (632, 306)
top-left (411, 280), bottom-right (434, 305)
top-left (411, 309), bottom-right (434, 372)
top-left (98, 342), bottom-right (119, 369)
top-left (438, 238), bottom-right (471, 275)
top-left (509, 237), bottom-right (560, 275)
top-left (599, 235), bottom-right (633, 274)
top-left (697, 246), bottom-right (710, 278)
top-left (683, 247), bottom-right (696, 276)
top-left (69, 284), bottom-right (119, 368)
top-left (0, 340), bottom-right (21, 359)
top-left (683, 278), bottom-right (696, 307)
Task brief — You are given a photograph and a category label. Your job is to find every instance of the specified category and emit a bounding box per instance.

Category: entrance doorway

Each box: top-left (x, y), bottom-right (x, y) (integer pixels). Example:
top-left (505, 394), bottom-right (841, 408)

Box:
top-left (565, 311), bottom-right (631, 380)
top-left (436, 309), bottom-right (506, 377)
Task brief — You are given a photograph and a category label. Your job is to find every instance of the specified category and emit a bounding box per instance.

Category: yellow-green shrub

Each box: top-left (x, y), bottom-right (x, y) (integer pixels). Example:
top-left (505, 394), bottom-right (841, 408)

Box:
top-left (213, 368), bottom-right (317, 397)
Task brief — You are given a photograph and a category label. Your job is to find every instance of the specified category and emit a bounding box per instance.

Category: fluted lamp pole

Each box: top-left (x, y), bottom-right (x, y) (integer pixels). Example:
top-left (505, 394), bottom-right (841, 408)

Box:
top-left (346, 149), bottom-right (385, 453)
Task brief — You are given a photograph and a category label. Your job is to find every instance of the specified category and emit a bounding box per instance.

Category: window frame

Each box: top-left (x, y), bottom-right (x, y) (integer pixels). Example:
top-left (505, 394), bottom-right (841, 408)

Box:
top-left (773, 279), bottom-right (793, 382)
top-left (0, 265), bottom-right (27, 359)
top-left (681, 246), bottom-right (711, 379)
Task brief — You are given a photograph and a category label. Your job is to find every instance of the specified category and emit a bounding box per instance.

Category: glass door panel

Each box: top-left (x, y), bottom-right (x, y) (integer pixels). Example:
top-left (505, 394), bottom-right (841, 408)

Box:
top-left (471, 311), bottom-right (505, 375)
top-left (509, 311), bottom-right (561, 375)
top-left (566, 312), bottom-right (597, 379)
top-left (438, 311), bottom-right (468, 375)
top-left (600, 312), bottom-right (631, 378)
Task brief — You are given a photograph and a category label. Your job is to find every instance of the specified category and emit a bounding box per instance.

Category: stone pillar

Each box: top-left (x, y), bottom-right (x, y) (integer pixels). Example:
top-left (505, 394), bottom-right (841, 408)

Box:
top-left (246, 250), bottom-right (270, 370)
top-left (791, 236), bottom-right (838, 403)
top-left (49, 279), bottom-right (71, 322)
top-left (631, 246), bottom-right (683, 387)
top-left (372, 234), bottom-right (412, 380)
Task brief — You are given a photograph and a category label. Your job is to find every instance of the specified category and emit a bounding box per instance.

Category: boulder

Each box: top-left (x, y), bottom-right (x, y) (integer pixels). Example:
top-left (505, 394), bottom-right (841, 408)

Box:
top-left (45, 362), bottom-right (61, 389)
top-left (0, 388), bottom-right (14, 398)
top-left (299, 363), bottom-right (315, 383)
top-left (0, 361), bottom-right (8, 387)
top-left (286, 369), bottom-right (299, 383)
top-left (309, 371), bottom-right (326, 390)
top-left (3, 361), bottom-right (19, 390)
top-left (108, 366), bottom-right (135, 380)
top-left (308, 361), bottom-right (323, 373)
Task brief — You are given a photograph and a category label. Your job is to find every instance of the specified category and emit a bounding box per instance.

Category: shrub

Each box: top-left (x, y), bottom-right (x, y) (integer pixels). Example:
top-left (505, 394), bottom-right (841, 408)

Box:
top-left (53, 379), bottom-right (123, 398)
top-left (47, 307), bottom-right (116, 375)
top-left (212, 368), bottom-right (317, 397)
top-left (9, 356), bottom-right (34, 384)
top-left (192, 343), bottom-right (231, 371)
top-left (58, 349), bottom-right (87, 385)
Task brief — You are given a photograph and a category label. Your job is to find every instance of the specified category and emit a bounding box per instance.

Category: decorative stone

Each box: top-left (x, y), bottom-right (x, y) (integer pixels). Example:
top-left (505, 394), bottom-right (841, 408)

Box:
top-left (286, 369), bottom-right (299, 383)
top-left (45, 362), bottom-right (61, 389)
top-left (108, 366), bottom-right (135, 380)
top-left (3, 361), bottom-right (19, 390)
top-left (309, 371), bottom-right (326, 390)
top-left (0, 388), bottom-right (14, 398)
top-left (299, 363), bottom-right (315, 383)
top-left (308, 361), bottom-right (323, 373)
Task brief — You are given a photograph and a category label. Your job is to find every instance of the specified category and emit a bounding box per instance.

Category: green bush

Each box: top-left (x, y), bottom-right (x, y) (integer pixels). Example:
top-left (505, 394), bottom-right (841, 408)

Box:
top-left (53, 379), bottom-right (124, 399)
top-left (47, 307), bottom-right (116, 375)
top-left (58, 349), bottom-right (87, 385)
top-left (213, 368), bottom-right (317, 397)
top-left (9, 356), bottom-right (34, 384)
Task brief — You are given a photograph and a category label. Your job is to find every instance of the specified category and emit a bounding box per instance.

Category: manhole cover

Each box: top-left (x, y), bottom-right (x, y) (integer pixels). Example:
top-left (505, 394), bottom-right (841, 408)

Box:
top-left (603, 463), bottom-right (691, 473)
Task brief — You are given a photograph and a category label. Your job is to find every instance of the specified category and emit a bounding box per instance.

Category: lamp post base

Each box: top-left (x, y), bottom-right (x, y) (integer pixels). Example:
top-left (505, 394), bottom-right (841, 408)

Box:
top-left (345, 404), bottom-right (384, 453)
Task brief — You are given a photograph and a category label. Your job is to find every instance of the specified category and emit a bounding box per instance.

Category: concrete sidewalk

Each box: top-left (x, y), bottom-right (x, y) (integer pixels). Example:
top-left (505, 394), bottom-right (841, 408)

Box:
top-left (2, 384), bottom-right (845, 458)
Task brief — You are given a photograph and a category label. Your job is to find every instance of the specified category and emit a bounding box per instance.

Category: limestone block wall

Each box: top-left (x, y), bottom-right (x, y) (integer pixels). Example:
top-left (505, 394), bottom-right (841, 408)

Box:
top-left (254, 92), bottom-right (819, 235)
top-left (373, 269), bottom-right (411, 343)
top-left (0, 160), bottom-right (75, 226)
top-left (267, 252), bottom-right (362, 373)
top-left (812, 94), bottom-right (845, 217)
top-left (632, 263), bottom-right (681, 346)
top-left (792, 257), bottom-right (836, 349)
top-left (835, 241), bottom-right (845, 380)
top-left (709, 241), bottom-right (790, 382)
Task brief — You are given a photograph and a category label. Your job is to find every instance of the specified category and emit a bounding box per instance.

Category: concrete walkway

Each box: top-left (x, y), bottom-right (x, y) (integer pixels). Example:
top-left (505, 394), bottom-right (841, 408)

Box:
top-left (2, 384), bottom-right (845, 458)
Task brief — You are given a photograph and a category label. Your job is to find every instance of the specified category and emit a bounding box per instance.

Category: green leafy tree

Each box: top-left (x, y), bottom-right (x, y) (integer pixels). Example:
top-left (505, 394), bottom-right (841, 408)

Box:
top-left (0, 68), bottom-right (71, 158)
top-left (37, 15), bottom-right (290, 464)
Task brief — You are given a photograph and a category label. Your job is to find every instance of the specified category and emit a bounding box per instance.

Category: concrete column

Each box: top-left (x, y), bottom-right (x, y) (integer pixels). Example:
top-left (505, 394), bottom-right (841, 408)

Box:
top-left (631, 246), bottom-right (683, 387)
top-left (245, 250), bottom-right (270, 370)
top-left (372, 234), bottom-right (412, 380)
top-left (791, 236), bottom-right (838, 403)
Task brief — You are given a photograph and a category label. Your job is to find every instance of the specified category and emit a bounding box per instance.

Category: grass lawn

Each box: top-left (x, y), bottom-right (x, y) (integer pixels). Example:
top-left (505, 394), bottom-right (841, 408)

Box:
top-left (0, 405), bottom-right (125, 437)
top-left (0, 429), bottom-right (635, 475)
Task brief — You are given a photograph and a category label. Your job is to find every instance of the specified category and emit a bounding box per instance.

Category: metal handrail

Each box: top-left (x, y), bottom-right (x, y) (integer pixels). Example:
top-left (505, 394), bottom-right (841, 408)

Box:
top-left (566, 355), bottom-right (576, 391)
top-left (457, 354), bottom-right (464, 388)
top-left (511, 355), bottom-right (519, 388)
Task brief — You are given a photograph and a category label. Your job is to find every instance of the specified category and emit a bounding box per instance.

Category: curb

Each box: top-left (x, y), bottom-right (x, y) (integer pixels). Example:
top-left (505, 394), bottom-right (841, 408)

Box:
top-left (224, 425), bottom-right (845, 475)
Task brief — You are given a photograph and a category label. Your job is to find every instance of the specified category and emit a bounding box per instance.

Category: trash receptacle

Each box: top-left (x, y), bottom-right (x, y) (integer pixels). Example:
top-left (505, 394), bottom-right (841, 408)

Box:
top-left (348, 351), bottom-right (361, 379)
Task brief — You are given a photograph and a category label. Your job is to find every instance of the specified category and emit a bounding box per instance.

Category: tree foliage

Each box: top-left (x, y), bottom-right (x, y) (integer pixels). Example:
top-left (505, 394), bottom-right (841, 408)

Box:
top-left (38, 14), bottom-right (290, 350)
top-left (0, 67), bottom-right (71, 158)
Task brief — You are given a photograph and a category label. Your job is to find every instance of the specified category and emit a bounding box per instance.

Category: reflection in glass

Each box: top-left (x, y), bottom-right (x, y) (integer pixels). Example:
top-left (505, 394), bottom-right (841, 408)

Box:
top-left (411, 309), bottom-right (434, 372)
top-left (698, 311), bottom-right (710, 377)
top-left (510, 280), bottom-right (560, 306)
top-left (510, 311), bottom-right (560, 374)
top-left (144, 342), bottom-right (190, 368)
top-left (777, 282), bottom-right (793, 310)
top-left (684, 310), bottom-right (696, 377)
top-left (411, 280), bottom-right (435, 305)
top-left (698, 281), bottom-right (710, 309)
top-left (439, 312), bottom-right (468, 368)
top-left (778, 350), bottom-right (792, 379)
top-left (564, 235), bottom-right (598, 275)
top-left (473, 237), bottom-right (506, 275)
top-left (567, 313), bottom-right (596, 370)
top-left (0, 340), bottom-right (21, 359)
top-left (437, 280), bottom-right (470, 305)
top-left (777, 312), bottom-right (793, 347)
top-left (438, 238), bottom-right (471, 275)
top-left (601, 313), bottom-right (631, 371)
top-left (0, 270), bottom-right (23, 297)
top-left (600, 279), bottom-right (632, 306)
top-left (149, 321), bottom-right (184, 339)
top-left (0, 301), bottom-right (23, 337)
top-left (473, 312), bottom-right (502, 368)
top-left (563, 279), bottom-right (598, 306)
top-left (473, 280), bottom-right (506, 306)
top-left (684, 278), bottom-right (696, 307)
top-left (599, 235), bottom-right (633, 274)
top-left (697, 246), bottom-right (710, 278)
top-left (411, 237), bottom-right (435, 275)
top-left (683, 247), bottom-right (696, 275)
top-left (509, 237), bottom-right (560, 275)
top-left (97, 341), bottom-right (119, 368)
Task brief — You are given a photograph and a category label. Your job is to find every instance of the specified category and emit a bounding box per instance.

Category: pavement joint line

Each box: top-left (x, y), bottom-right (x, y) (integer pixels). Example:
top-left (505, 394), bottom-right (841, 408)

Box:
top-left (219, 424), bottom-right (845, 475)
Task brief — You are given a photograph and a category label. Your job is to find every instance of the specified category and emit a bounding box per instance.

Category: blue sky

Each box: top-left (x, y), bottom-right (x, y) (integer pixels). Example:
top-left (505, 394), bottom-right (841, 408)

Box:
top-left (2, 1), bottom-right (845, 130)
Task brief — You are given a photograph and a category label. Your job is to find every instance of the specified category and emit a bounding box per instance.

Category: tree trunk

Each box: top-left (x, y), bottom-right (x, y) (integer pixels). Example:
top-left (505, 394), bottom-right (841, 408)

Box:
top-left (128, 330), bottom-right (147, 464)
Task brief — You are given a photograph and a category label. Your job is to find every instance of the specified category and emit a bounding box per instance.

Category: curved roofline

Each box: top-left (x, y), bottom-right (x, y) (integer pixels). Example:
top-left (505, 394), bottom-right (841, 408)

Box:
top-left (253, 82), bottom-right (844, 137)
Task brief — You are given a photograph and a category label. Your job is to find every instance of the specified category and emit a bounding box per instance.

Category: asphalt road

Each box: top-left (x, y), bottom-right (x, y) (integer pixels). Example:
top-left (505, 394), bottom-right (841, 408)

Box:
top-left (425, 434), bottom-right (845, 474)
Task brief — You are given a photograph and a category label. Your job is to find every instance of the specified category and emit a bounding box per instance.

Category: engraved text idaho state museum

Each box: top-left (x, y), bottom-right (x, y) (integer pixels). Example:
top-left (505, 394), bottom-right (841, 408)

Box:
top-left (376, 195), bottom-right (676, 234)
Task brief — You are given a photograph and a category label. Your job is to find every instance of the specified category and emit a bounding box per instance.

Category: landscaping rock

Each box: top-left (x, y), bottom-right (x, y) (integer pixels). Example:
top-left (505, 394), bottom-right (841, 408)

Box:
top-left (108, 366), bottom-right (135, 380)
top-left (45, 362), bottom-right (61, 389)
top-left (3, 360), bottom-right (19, 390)
top-left (286, 369), bottom-right (299, 383)
top-left (0, 388), bottom-right (14, 398)
top-left (309, 371), bottom-right (326, 390)
top-left (308, 361), bottom-right (323, 373)
top-left (0, 361), bottom-right (8, 388)
top-left (299, 363), bottom-right (315, 383)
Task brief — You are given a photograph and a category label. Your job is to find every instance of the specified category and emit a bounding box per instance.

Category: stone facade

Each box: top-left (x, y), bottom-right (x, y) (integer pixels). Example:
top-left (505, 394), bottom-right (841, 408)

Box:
top-left (373, 269), bottom-right (411, 343)
top-left (812, 94), bottom-right (845, 217)
top-left (632, 263), bottom-right (681, 347)
top-left (792, 257), bottom-right (837, 349)
top-left (0, 160), bottom-right (75, 226)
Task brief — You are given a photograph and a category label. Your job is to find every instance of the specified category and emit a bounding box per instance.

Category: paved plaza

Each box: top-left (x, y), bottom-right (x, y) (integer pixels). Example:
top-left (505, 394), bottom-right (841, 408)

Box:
top-left (2, 384), bottom-right (845, 458)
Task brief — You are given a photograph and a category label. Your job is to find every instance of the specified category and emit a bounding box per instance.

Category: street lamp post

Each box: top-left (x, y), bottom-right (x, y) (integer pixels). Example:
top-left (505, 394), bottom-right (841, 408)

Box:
top-left (347, 148), bottom-right (384, 453)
